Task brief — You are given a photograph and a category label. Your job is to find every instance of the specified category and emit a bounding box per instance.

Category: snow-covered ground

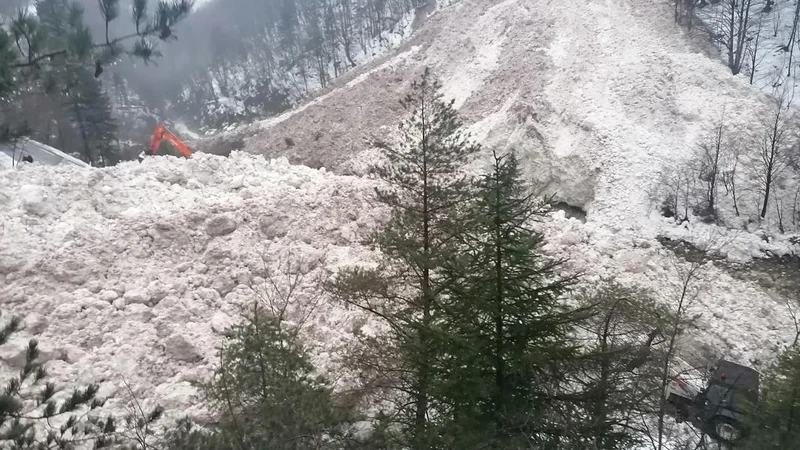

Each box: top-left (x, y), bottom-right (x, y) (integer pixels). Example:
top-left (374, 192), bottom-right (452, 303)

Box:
top-left (2, 0), bottom-right (800, 444)
top-left (0, 153), bottom-right (384, 423)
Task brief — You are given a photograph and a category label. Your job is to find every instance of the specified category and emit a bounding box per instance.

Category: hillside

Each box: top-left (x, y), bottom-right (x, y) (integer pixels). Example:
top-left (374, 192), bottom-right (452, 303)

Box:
top-left (2, 0), bottom-right (800, 445)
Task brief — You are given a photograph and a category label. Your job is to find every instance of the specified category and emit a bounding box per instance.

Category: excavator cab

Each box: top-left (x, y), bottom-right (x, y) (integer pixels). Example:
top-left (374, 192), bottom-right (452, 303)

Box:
top-left (138, 123), bottom-right (193, 161)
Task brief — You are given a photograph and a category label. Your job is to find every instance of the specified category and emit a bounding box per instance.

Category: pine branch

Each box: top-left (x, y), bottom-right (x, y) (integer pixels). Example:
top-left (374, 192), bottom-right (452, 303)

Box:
top-left (10, 0), bottom-right (193, 69)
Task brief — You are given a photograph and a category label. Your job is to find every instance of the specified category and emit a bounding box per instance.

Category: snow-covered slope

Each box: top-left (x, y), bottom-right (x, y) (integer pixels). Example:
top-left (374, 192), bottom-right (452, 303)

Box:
top-left (0, 153), bottom-right (383, 421)
top-left (220, 0), bottom-right (800, 364)
top-left (2, 0), bottom-right (800, 437)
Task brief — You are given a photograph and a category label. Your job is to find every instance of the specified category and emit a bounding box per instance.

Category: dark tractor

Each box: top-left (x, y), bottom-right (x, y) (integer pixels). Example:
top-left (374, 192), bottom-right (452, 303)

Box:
top-left (666, 359), bottom-right (760, 445)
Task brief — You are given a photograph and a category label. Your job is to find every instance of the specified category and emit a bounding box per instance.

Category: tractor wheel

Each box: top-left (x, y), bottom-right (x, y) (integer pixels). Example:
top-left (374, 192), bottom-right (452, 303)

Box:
top-left (709, 416), bottom-right (746, 445)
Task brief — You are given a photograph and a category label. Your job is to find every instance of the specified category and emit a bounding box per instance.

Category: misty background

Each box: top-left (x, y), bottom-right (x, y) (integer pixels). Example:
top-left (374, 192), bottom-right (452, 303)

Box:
top-left (2, 0), bottom-right (421, 162)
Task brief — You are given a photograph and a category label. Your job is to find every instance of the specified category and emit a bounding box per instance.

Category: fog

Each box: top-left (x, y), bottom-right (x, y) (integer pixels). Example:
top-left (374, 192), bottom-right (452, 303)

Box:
top-left (7, 0), bottom-right (416, 133)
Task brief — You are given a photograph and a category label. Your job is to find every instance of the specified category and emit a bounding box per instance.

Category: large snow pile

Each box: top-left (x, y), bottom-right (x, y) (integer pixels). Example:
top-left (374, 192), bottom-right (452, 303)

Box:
top-left (218, 0), bottom-right (774, 224)
top-left (213, 0), bottom-right (800, 365)
top-left (0, 152), bottom-right (384, 421)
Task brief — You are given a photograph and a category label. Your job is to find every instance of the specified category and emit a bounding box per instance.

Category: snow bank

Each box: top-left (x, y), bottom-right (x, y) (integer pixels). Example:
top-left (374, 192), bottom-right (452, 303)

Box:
top-left (0, 152), bottom-right (384, 422)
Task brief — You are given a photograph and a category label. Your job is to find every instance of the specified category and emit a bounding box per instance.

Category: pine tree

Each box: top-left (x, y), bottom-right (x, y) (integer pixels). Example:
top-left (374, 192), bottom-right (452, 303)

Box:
top-left (1, 0), bottom-right (192, 145)
top-left (68, 71), bottom-right (119, 166)
top-left (0, 310), bottom-right (123, 449)
top-left (326, 67), bottom-right (480, 448)
top-left (431, 150), bottom-right (587, 448)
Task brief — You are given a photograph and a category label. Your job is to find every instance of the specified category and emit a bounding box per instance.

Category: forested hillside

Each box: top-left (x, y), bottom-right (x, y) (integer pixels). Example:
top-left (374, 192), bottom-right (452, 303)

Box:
top-left (1, 0), bottom-right (422, 165)
top-left (127, 0), bottom-right (424, 129)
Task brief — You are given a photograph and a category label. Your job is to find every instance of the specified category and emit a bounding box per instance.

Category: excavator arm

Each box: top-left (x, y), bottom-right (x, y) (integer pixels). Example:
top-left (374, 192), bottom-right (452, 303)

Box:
top-left (148, 123), bottom-right (193, 158)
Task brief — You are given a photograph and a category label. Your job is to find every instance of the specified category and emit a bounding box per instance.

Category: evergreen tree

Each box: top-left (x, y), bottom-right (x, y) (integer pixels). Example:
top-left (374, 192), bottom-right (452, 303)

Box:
top-left (326, 67), bottom-right (480, 448)
top-left (201, 302), bottom-right (350, 450)
top-left (433, 150), bottom-right (586, 448)
top-left (0, 0), bottom-right (192, 144)
top-left (68, 71), bottom-right (119, 165)
top-left (742, 345), bottom-right (800, 449)
top-left (0, 310), bottom-right (124, 449)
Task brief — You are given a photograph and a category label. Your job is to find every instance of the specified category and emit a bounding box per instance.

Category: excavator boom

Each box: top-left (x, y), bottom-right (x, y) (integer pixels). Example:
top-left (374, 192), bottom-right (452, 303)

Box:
top-left (148, 123), bottom-right (193, 158)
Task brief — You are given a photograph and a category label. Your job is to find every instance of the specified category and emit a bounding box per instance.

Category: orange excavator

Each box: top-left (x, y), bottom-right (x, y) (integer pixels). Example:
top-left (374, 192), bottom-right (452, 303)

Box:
top-left (138, 123), bottom-right (193, 161)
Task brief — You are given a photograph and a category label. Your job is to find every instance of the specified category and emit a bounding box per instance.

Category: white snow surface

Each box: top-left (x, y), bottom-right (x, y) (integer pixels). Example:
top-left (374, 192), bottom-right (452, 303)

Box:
top-left (3, 0), bottom-right (800, 440)
top-left (0, 153), bottom-right (385, 424)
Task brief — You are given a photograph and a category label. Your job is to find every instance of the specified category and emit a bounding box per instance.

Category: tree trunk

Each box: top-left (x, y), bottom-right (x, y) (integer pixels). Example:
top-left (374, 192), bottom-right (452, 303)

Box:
top-left (761, 164), bottom-right (773, 218)
top-left (414, 92), bottom-right (431, 445)
top-left (72, 103), bottom-right (92, 164)
top-left (787, 0), bottom-right (800, 76)
top-left (750, 17), bottom-right (762, 84)
top-left (493, 162), bottom-right (505, 431)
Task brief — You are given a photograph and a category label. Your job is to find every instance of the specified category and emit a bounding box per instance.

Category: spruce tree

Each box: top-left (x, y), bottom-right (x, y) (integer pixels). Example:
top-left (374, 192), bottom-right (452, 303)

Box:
top-left (326, 67), bottom-right (480, 448)
top-left (435, 150), bottom-right (585, 449)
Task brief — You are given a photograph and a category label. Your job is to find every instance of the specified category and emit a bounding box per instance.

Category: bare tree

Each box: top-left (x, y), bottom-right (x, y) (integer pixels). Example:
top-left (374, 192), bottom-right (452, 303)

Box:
top-left (793, 185), bottom-right (800, 227)
top-left (749, 16), bottom-right (764, 85)
top-left (717, 0), bottom-right (755, 75)
top-left (697, 119), bottom-right (727, 218)
top-left (656, 161), bottom-right (696, 223)
top-left (721, 143), bottom-right (742, 217)
top-left (676, 0), bottom-right (698, 30)
top-left (786, 0), bottom-right (800, 77)
top-left (571, 283), bottom-right (675, 449)
top-left (675, 0), bottom-right (690, 26)
top-left (250, 248), bottom-right (326, 338)
top-left (776, 196), bottom-right (786, 233)
top-left (751, 100), bottom-right (794, 219)
top-left (654, 257), bottom-right (705, 450)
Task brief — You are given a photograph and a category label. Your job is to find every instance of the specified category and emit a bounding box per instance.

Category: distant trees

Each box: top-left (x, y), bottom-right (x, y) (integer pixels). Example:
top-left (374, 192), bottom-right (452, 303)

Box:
top-left (169, 0), bottom-right (420, 128)
top-left (654, 100), bottom-right (800, 234)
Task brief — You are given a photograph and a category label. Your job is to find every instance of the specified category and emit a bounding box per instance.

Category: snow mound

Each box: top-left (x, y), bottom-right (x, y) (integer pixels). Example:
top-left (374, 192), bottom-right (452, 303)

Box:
top-left (0, 152), bottom-right (384, 421)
